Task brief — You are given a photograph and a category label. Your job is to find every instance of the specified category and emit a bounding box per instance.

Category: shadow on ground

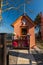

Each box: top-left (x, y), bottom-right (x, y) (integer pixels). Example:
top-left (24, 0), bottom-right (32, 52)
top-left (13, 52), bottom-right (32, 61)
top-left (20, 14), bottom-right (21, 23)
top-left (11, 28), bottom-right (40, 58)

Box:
top-left (9, 51), bottom-right (30, 59)
top-left (7, 50), bottom-right (43, 65)
top-left (33, 53), bottom-right (43, 65)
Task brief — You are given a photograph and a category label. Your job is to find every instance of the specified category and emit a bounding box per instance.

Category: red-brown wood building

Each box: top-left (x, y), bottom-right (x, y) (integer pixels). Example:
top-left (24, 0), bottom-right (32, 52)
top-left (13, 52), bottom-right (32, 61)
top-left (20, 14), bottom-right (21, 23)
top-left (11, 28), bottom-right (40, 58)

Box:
top-left (12, 14), bottom-right (36, 49)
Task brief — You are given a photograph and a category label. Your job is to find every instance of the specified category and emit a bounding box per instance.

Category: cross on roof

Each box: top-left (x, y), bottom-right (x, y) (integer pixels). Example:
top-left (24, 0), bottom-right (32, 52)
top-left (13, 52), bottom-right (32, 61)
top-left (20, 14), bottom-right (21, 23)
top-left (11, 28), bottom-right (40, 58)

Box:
top-left (24, 0), bottom-right (31, 15)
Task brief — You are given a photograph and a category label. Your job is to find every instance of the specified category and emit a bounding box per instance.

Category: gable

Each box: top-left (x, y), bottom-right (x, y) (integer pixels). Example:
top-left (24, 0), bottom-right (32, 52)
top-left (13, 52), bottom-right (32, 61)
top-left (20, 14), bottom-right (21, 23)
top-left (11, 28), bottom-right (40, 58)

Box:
top-left (21, 16), bottom-right (35, 26)
top-left (11, 16), bottom-right (22, 27)
top-left (11, 15), bottom-right (35, 27)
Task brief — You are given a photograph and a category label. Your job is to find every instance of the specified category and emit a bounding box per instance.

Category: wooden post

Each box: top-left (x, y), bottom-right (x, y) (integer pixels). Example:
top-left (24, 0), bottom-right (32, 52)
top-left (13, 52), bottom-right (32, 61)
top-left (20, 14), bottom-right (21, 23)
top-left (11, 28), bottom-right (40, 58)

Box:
top-left (0, 33), bottom-right (4, 65)
top-left (3, 33), bottom-right (7, 65)
top-left (0, 33), bottom-right (7, 65)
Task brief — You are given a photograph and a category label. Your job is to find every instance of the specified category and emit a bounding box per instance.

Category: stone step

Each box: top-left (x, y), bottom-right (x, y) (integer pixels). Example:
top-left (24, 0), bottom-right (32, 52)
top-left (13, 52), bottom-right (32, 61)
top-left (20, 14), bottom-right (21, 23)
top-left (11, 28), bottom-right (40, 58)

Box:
top-left (17, 50), bottom-right (30, 64)
top-left (9, 55), bottom-right (18, 64)
top-left (17, 57), bottom-right (30, 64)
top-left (9, 50), bottom-right (37, 65)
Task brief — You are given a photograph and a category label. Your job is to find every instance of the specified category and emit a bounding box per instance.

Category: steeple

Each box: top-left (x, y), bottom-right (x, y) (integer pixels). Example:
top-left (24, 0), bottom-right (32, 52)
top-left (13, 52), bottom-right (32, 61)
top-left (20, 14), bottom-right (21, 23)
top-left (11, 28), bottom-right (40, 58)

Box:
top-left (23, 0), bottom-right (26, 16)
top-left (24, 3), bottom-right (26, 16)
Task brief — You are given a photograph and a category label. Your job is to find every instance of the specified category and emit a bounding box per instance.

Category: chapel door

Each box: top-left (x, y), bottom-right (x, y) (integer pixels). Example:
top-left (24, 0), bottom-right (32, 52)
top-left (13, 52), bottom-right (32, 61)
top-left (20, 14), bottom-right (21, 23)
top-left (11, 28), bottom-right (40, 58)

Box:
top-left (17, 26), bottom-right (30, 49)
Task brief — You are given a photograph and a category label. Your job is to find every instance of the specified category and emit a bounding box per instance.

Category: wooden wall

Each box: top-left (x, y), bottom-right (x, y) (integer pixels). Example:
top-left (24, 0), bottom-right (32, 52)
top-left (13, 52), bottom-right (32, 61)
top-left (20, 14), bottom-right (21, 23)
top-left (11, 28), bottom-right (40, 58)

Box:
top-left (41, 15), bottom-right (43, 40)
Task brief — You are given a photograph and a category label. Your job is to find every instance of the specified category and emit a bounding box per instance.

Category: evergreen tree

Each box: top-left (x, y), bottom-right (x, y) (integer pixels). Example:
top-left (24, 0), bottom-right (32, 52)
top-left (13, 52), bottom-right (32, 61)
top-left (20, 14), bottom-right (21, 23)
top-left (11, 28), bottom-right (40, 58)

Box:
top-left (34, 13), bottom-right (41, 40)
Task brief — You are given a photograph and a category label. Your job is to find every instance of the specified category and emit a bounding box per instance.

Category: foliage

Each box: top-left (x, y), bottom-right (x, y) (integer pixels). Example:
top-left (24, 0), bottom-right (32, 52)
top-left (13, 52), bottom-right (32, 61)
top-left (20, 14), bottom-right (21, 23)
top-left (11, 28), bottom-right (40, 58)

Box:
top-left (34, 14), bottom-right (41, 25)
top-left (34, 13), bottom-right (41, 39)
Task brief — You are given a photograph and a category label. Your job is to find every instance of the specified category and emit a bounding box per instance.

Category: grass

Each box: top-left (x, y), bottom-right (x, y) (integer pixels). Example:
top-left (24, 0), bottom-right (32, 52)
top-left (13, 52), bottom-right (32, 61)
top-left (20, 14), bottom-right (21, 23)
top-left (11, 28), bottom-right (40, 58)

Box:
top-left (36, 41), bottom-right (43, 49)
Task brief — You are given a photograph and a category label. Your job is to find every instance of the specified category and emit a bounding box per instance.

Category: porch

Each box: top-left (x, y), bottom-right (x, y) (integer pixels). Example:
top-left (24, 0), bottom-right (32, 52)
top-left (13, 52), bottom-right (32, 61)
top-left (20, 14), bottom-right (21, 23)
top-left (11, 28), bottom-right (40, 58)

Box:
top-left (12, 35), bottom-right (30, 49)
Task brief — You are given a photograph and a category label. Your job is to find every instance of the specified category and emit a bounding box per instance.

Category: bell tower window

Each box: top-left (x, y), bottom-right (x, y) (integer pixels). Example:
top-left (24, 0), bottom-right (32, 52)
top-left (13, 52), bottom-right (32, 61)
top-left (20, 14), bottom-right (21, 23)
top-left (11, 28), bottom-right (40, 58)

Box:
top-left (22, 18), bottom-right (27, 25)
top-left (21, 28), bottom-right (27, 35)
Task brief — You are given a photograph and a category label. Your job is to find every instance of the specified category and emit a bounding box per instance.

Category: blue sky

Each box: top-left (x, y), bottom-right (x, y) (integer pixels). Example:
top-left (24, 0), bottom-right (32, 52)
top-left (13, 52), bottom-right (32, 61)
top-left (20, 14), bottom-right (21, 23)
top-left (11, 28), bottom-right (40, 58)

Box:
top-left (0, 0), bottom-right (43, 33)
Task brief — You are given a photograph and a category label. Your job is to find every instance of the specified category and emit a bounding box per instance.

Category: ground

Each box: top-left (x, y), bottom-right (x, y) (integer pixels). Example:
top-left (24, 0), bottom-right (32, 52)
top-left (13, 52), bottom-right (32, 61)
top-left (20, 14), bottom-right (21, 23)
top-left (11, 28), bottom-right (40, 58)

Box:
top-left (7, 46), bottom-right (43, 65)
top-left (6, 40), bottom-right (43, 65)
top-left (36, 42), bottom-right (43, 49)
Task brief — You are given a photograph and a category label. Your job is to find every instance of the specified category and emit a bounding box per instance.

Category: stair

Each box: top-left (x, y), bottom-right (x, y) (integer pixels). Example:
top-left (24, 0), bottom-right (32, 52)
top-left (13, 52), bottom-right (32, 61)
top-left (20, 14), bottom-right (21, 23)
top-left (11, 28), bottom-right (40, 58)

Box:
top-left (8, 49), bottom-right (37, 65)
